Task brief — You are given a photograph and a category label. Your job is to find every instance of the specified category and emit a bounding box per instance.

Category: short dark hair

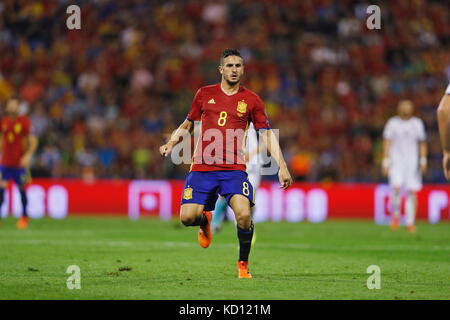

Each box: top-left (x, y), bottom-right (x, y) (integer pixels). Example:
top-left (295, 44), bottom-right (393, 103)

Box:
top-left (220, 49), bottom-right (243, 65)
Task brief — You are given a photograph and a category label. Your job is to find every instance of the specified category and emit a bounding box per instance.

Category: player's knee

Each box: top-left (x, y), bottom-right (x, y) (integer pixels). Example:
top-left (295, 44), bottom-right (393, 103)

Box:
top-left (236, 211), bottom-right (252, 229)
top-left (180, 204), bottom-right (203, 226)
top-left (179, 210), bottom-right (198, 226)
top-left (180, 215), bottom-right (195, 226)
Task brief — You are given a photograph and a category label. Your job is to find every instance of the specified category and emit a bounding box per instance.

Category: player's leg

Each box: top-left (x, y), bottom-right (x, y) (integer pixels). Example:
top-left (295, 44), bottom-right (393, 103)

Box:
top-left (19, 188), bottom-right (28, 217)
top-left (180, 171), bottom-right (219, 248)
top-left (388, 167), bottom-right (403, 230)
top-left (15, 168), bottom-right (29, 229)
top-left (405, 191), bottom-right (417, 233)
top-left (390, 186), bottom-right (401, 230)
top-left (229, 194), bottom-right (254, 278)
top-left (213, 168), bottom-right (259, 233)
top-left (404, 170), bottom-right (422, 233)
top-left (0, 182), bottom-right (6, 222)
top-left (212, 196), bottom-right (227, 233)
top-left (179, 203), bottom-right (205, 226)
top-left (0, 183), bottom-right (5, 210)
top-left (230, 194), bottom-right (253, 229)
top-left (0, 166), bottom-right (9, 222)
top-left (219, 171), bottom-right (255, 278)
top-left (180, 203), bottom-right (214, 249)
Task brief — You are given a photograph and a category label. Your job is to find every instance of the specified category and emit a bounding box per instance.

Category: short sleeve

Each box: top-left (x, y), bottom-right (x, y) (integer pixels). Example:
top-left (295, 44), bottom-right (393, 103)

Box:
top-left (251, 95), bottom-right (270, 130)
top-left (22, 117), bottom-right (31, 135)
top-left (187, 88), bottom-right (203, 122)
top-left (417, 119), bottom-right (426, 141)
top-left (445, 83), bottom-right (450, 95)
top-left (383, 119), bottom-right (393, 139)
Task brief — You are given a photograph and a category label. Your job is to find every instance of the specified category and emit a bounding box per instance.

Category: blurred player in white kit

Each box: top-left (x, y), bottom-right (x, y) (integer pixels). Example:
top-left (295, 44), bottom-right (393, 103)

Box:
top-left (245, 123), bottom-right (263, 199)
top-left (382, 100), bottom-right (427, 233)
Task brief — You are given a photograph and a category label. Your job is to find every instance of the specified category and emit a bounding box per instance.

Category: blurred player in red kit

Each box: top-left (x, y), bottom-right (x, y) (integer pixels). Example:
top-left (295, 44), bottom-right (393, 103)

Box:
top-left (0, 96), bottom-right (38, 229)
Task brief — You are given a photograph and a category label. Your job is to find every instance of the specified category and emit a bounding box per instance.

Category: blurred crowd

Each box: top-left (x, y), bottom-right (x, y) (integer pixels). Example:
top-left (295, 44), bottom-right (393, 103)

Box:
top-left (0, 0), bottom-right (449, 182)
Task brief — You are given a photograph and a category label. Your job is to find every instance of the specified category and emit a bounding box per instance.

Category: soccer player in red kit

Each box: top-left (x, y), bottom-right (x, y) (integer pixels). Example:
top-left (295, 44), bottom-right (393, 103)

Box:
top-left (160, 49), bottom-right (293, 278)
top-left (0, 96), bottom-right (38, 229)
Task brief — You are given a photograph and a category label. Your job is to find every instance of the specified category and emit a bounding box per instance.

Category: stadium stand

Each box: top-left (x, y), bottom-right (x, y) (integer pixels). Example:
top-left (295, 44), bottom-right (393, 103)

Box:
top-left (0, 0), bottom-right (448, 182)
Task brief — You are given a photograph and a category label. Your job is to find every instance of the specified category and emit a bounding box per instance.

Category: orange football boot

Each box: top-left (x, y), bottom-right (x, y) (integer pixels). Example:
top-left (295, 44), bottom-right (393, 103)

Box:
top-left (390, 217), bottom-right (399, 230)
top-left (406, 225), bottom-right (416, 233)
top-left (237, 261), bottom-right (252, 279)
top-left (16, 217), bottom-right (28, 230)
top-left (198, 211), bottom-right (212, 248)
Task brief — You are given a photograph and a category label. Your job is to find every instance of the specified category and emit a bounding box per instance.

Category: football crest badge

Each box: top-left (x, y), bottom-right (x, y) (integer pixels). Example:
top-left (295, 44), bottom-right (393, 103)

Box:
top-left (14, 123), bottom-right (22, 134)
top-left (237, 101), bottom-right (247, 113)
top-left (183, 187), bottom-right (193, 200)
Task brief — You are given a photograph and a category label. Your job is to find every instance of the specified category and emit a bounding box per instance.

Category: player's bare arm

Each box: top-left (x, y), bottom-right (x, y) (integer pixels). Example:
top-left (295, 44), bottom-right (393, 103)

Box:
top-left (20, 134), bottom-right (38, 168)
top-left (159, 119), bottom-right (194, 157)
top-left (437, 91), bottom-right (450, 180)
top-left (260, 129), bottom-right (293, 189)
top-left (381, 138), bottom-right (391, 177)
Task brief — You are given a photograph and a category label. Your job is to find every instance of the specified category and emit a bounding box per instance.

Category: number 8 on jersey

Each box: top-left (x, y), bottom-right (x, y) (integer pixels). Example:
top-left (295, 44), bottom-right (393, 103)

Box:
top-left (218, 111), bottom-right (228, 126)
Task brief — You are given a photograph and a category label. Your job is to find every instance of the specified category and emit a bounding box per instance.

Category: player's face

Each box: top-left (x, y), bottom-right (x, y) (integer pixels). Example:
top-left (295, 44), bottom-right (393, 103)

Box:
top-left (219, 55), bottom-right (244, 85)
top-left (6, 99), bottom-right (20, 115)
top-left (397, 100), bottom-right (414, 119)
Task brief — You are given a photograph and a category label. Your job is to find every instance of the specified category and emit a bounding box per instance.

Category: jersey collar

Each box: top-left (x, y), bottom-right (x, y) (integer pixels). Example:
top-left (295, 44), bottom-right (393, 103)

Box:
top-left (218, 83), bottom-right (243, 97)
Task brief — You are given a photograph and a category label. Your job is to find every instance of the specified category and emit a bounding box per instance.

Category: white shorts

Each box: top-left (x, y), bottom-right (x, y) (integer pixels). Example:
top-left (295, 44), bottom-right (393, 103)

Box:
top-left (247, 170), bottom-right (261, 191)
top-left (388, 166), bottom-right (422, 192)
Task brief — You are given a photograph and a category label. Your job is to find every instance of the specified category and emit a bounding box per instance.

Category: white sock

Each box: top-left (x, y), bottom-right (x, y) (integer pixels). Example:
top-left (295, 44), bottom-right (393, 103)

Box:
top-left (391, 190), bottom-right (401, 219)
top-left (405, 193), bottom-right (416, 226)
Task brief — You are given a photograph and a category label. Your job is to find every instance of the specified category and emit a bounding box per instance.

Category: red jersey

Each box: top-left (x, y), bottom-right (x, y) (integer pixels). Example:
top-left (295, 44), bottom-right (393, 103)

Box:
top-left (187, 84), bottom-right (270, 172)
top-left (1, 116), bottom-right (31, 167)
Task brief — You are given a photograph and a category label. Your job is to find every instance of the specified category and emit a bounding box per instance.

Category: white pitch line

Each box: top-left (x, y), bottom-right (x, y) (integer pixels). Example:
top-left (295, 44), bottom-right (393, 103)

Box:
top-left (1, 239), bottom-right (450, 253)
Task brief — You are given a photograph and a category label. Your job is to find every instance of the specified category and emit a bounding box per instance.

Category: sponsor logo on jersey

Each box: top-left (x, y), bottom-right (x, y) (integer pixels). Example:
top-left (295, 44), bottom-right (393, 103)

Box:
top-left (208, 98), bottom-right (216, 104)
top-left (183, 187), bottom-right (193, 200)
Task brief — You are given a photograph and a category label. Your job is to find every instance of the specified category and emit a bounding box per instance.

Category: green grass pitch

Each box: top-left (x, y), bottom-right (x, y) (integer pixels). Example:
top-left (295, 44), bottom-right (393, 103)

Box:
top-left (0, 217), bottom-right (449, 300)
